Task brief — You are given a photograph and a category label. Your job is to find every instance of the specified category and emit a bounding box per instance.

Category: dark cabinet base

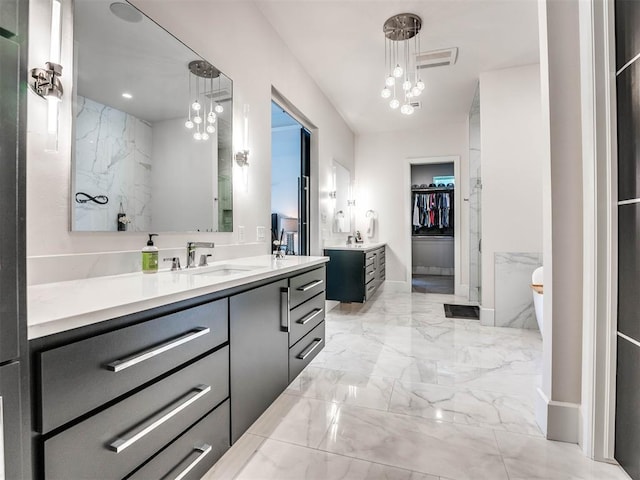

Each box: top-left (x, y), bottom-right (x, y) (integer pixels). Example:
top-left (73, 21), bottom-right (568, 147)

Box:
top-left (615, 336), bottom-right (640, 480)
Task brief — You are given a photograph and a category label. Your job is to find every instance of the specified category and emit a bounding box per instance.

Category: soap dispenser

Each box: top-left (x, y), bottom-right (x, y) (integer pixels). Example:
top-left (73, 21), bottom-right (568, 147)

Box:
top-left (142, 234), bottom-right (159, 274)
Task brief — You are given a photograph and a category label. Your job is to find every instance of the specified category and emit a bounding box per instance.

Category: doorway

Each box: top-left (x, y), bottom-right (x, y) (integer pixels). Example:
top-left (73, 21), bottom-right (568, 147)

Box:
top-left (270, 101), bottom-right (311, 255)
top-left (410, 162), bottom-right (455, 294)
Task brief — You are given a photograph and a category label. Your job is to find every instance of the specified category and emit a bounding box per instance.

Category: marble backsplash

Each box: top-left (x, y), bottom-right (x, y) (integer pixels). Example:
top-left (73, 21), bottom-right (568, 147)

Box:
top-left (27, 243), bottom-right (268, 285)
top-left (494, 252), bottom-right (543, 330)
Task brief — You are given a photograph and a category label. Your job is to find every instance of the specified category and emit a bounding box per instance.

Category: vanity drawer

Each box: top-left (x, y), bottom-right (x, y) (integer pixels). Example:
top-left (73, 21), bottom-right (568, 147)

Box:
top-left (128, 400), bottom-right (230, 480)
top-left (289, 266), bottom-right (326, 308)
top-left (366, 280), bottom-right (378, 300)
top-left (37, 298), bottom-right (228, 434)
top-left (43, 347), bottom-right (229, 480)
top-left (365, 263), bottom-right (377, 282)
top-left (289, 292), bottom-right (325, 347)
top-left (289, 321), bottom-right (325, 382)
top-left (365, 251), bottom-right (377, 263)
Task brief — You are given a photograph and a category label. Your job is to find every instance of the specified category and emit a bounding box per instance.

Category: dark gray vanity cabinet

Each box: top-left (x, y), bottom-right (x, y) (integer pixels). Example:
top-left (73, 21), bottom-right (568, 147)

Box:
top-left (287, 268), bottom-right (326, 382)
top-left (324, 246), bottom-right (385, 303)
top-left (230, 265), bottom-right (327, 442)
top-left (31, 263), bottom-right (328, 478)
top-left (230, 279), bottom-right (289, 443)
top-left (31, 299), bottom-right (231, 480)
top-left (616, 1), bottom-right (640, 478)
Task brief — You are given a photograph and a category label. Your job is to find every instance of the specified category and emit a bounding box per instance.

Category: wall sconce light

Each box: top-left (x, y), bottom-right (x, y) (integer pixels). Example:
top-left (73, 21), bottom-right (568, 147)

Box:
top-left (329, 191), bottom-right (337, 199)
top-left (235, 104), bottom-right (250, 167)
top-left (347, 199), bottom-right (356, 207)
top-left (29, 0), bottom-right (63, 150)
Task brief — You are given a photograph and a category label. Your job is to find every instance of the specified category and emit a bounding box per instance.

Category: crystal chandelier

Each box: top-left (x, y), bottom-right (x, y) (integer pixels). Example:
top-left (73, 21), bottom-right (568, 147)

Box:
top-left (185, 60), bottom-right (224, 141)
top-left (381, 13), bottom-right (424, 115)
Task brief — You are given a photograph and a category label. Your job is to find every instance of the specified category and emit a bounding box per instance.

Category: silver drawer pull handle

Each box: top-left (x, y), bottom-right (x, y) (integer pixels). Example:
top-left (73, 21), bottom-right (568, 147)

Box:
top-left (109, 385), bottom-right (211, 453)
top-left (367, 271), bottom-right (375, 276)
top-left (280, 287), bottom-right (290, 332)
top-left (105, 327), bottom-right (210, 372)
top-left (298, 308), bottom-right (324, 325)
top-left (296, 338), bottom-right (323, 360)
top-left (173, 444), bottom-right (212, 480)
top-left (297, 279), bottom-right (324, 292)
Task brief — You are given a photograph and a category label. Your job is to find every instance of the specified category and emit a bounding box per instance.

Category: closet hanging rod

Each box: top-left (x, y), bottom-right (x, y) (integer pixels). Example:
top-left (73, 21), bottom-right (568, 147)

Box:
top-left (411, 187), bottom-right (454, 193)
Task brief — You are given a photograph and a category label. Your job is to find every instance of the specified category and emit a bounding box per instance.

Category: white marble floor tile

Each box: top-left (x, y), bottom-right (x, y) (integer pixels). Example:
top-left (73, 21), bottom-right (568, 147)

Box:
top-left (389, 380), bottom-right (542, 436)
top-left (436, 361), bottom-right (542, 397)
top-left (235, 438), bottom-right (439, 480)
top-left (495, 430), bottom-right (630, 479)
top-left (204, 290), bottom-right (624, 480)
top-left (248, 393), bottom-right (338, 448)
top-left (318, 403), bottom-right (509, 480)
top-left (286, 366), bottom-right (394, 411)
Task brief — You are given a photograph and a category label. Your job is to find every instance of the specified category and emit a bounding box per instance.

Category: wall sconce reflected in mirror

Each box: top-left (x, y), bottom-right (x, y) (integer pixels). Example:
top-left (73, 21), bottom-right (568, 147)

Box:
top-left (329, 191), bottom-right (337, 199)
top-left (29, 0), bottom-right (63, 152)
top-left (235, 104), bottom-right (250, 167)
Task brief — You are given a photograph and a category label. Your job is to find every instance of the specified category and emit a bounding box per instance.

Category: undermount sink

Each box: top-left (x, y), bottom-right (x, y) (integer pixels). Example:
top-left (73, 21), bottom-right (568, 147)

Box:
top-left (181, 264), bottom-right (264, 277)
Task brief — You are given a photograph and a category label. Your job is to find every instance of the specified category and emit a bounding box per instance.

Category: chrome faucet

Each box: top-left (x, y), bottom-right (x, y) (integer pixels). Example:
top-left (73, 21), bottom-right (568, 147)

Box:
top-left (186, 242), bottom-right (215, 268)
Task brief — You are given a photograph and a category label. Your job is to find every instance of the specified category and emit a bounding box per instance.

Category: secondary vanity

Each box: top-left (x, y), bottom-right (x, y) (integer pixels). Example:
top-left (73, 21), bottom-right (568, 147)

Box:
top-left (28, 257), bottom-right (327, 479)
top-left (324, 243), bottom-right (386, 303)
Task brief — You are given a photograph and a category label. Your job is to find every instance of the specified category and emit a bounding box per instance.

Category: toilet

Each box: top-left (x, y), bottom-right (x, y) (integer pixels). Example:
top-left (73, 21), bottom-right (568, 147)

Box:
top-left (531, 266), bottom-right (543, 334)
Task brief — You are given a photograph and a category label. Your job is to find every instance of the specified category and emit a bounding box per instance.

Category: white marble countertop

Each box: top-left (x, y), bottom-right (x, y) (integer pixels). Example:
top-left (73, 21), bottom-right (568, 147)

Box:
top-left (323, 242), bottom-right (386, 252)
top-left (28, 255), bottom-right (328, 340)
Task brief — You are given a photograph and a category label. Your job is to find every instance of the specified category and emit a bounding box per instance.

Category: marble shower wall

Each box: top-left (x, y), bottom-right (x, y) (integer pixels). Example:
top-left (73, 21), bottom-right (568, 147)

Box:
top-left (468, 86), bottom-right (481, 302)
top-left (74, 96), bottom-right (152, 232)
top-left (494, 252), bottom-right (542, 329)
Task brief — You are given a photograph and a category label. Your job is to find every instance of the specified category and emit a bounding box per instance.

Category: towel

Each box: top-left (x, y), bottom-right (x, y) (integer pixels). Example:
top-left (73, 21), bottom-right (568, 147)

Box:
top-left (334, 213), bottom-right (345, 233)
top-left (366, 216), bottom-right (375, 238)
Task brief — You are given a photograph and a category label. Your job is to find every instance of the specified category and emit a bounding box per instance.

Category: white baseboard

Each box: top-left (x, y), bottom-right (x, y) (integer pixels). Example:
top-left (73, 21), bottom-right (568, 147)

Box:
top-left (383, 281), bottom-right (409, 293)
top-left (325, 300), bottom-right (340, 312)
top-left (480, 307), bottom-right (495, 326)
top-left (536, 387), bottom-right (580, 443)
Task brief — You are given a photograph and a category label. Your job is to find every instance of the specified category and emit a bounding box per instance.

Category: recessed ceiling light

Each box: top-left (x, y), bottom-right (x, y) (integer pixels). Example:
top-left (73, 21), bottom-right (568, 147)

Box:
top-left (109, 2), bottom-right (143, 23)
top-left (122, 93), bottom-right (132, 99)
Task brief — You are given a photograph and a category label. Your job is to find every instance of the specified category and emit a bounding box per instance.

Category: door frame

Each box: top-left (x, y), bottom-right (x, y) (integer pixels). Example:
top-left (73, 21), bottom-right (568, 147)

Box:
top-left (578, 0), bottom-right (617, 462)
top-left (403, 155), bottom-right (463, 296)
top-left (271, 87), bottom-right (319, 255)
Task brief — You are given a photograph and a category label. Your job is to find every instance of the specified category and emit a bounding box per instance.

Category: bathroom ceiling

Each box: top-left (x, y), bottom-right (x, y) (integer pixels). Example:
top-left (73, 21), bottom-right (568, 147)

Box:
top-left (256, 0), bottom-right (540, 135)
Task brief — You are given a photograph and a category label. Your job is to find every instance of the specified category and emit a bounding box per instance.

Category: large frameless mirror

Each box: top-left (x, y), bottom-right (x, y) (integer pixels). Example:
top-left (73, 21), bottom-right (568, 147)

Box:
top-left (71, 0), bottom-right (233, 232)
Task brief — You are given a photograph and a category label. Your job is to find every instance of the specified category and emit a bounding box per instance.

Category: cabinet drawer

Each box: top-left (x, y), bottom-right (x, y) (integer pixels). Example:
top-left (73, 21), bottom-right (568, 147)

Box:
top-left (290, 292), bottom-right (325, 347)
top-left (37, 299), bottom-right (228, 434)
top-left (365, 251), bottom-right (377, 263)
top-left (365, 281), bottom-right (378, 300)
top-left (289, 267), bottom-right (326, 308)
top-left (44, 347), bottom-right (229, 480)
top-left (365, 263), bottom-right (377, 283)
top-left (289, 321), bottom-right (325, 382)
top-left (128, 400), bottom-right (230, 480)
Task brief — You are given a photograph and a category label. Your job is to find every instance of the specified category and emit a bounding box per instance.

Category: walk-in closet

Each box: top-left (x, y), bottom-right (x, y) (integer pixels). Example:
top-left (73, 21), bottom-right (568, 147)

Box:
top-left (411, 162), bottom-right (455, 294)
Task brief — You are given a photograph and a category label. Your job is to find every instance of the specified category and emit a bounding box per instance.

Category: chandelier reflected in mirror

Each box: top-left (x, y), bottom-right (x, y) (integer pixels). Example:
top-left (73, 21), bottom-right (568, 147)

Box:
top-left (185, 60), bottom-right (224, 141)
top-left (381, 13), bottom-right (424, 115)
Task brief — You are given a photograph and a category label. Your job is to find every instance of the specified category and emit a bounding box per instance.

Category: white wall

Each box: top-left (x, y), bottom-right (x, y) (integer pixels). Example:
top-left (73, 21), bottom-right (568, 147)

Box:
top-left (537, 0), bottom-right (584, 444)
top-left (26, 0), bottom-right (354, 280)
top-left (355, 123), bottom-right (469, 289)
top-left (479, 64), bottom-right (544, 311)
top-left (151, 117), bottom-right (217, 233)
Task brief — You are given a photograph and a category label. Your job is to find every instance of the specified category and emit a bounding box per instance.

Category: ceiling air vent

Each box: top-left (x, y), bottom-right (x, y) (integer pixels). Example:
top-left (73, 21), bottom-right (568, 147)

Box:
top-left (415, 47), bottom-right (458, 70)
top-left (205, 89), bottom-right (232, 103)
top-left (409, 101), bottom-right (422, 109)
